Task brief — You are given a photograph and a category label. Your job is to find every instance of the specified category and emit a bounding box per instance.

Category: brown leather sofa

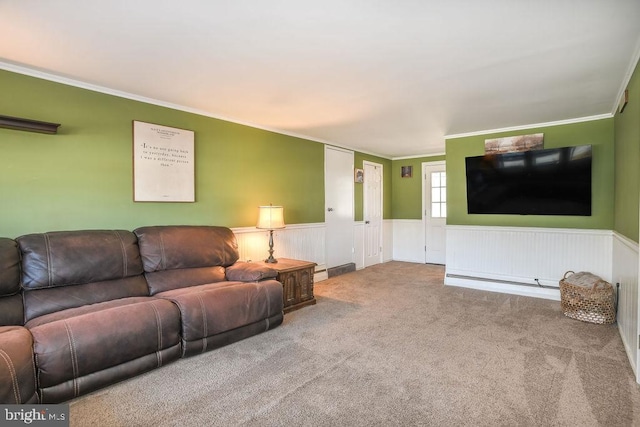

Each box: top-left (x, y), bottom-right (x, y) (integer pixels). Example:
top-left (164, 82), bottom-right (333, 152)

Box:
top-left (0, 238), bottom-right (38, 404)
top-left (0, 226), bottom-right (283, 404)
top-left (134, 226), bottom-right (283, 357)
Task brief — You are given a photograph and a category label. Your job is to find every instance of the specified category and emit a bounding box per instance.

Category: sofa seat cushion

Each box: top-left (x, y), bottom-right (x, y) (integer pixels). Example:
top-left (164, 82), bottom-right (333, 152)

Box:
top-left (26, 296), bottom-right (152, 328)
top-left (26, 297), bottom-right (181, 403)
top-left (144, 266), bottom-right (227, 296)
top-left (156, 279), bottom-right (283, 355)
top-left (0, 326), bottom-right (38, 404)
top-left (23, 276), bottom-right (150, 324)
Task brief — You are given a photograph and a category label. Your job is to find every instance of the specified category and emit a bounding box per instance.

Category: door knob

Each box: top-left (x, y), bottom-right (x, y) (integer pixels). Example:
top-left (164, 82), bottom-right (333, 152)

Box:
top-left (365, 221), bottom-right (370, 224)
top-left (328, 208), bottom-right (334, 212)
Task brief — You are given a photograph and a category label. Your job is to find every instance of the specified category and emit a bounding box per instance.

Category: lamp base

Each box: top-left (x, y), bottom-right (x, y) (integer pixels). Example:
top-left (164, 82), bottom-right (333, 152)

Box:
top-left (265, 229), bottom-right (278, 263)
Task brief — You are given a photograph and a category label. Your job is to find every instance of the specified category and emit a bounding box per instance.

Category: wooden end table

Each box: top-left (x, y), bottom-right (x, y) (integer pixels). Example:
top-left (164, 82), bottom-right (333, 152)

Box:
top-left (265, 258), bottom-right (317, 313)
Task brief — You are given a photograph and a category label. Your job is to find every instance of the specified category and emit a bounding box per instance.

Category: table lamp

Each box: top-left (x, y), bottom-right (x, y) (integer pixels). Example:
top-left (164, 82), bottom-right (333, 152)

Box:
top-left (256, 205), bottom-right (285, 263)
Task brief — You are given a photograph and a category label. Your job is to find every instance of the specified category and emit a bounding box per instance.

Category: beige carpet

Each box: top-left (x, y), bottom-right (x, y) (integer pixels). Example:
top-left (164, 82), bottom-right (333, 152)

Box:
top-left (69, 262), bottom-right (640, 426)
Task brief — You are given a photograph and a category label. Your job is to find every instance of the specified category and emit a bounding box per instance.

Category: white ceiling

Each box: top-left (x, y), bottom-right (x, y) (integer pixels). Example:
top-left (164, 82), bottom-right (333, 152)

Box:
top-left (1, 1), bottom-right (639, 158)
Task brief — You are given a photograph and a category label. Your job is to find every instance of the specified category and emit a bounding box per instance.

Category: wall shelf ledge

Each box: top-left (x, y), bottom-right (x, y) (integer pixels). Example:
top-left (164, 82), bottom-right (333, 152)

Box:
top-left (0, 115), bottom-right (60, 134)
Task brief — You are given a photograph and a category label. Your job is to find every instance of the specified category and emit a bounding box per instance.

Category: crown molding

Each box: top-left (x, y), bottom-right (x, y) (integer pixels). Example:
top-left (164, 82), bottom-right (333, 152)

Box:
top-left (444, 114), bottom-right (612, 140)
top-left (391, 152), bottom-right (446, 161)
top-left (0, 61), bottom-right (350, 147)
top-left (612, 33), bottom-right (640, 115)
top-left (0, 61), bottom-right (399, 159)
top-left (0, 60), bottom-right (622, 159)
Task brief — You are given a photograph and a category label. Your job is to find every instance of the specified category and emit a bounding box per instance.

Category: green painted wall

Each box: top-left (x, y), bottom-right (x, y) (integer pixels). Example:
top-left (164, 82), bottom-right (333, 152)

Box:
top-left (446, 119), bottom-right (615, 229)
top-left (614, 60), bottom-right (640, 242)
top-left (392, 155), bottom-right (446, 219)
top-left (0, 67), bottom-right (625, 239)
top-left (0, 70), bottom-right (325, 238)
top-left (354, 152), bottom-right (392, 221)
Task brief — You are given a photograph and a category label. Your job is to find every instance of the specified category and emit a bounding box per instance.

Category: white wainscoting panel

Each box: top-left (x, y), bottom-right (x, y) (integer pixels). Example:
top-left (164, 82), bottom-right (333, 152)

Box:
top-left (232, 223), bottom-right (327, 281)
top-left (612, 232), bottom-right (638, 380)
top-left (392, 219), bottom-right (424, 263)
top-left (383, 220), bottom-right (394, 262)
top-left (445, 225), bottom-right (613, 300)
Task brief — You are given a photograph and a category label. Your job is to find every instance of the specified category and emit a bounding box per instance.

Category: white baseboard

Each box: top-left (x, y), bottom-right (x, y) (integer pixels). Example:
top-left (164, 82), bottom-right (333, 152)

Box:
top-left (393, 257), bottom-right (425, 264)
top-left (444, 274), bottom-right (560, 301)
top-left (314, 271), bottom-right (329, 282)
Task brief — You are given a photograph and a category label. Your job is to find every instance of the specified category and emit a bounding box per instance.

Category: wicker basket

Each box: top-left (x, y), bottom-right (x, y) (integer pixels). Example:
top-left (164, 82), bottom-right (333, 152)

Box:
top-left (559, 271), bottom-right (616, 324)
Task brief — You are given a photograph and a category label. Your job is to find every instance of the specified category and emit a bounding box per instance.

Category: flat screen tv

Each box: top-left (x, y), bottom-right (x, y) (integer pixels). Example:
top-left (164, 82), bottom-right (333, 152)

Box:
top-left (465, 145), bottom-right (592, 216)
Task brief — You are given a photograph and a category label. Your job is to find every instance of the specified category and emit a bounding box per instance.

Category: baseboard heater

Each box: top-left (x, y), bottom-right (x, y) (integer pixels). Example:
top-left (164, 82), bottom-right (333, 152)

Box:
top-left (446, 273), bottom-right (559, 290)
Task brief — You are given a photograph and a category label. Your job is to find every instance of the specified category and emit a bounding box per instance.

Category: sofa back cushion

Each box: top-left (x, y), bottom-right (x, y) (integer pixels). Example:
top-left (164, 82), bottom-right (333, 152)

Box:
top-left (134, 226), bottom-right (239, 295)
top-left (17, 230), bottom-right (149, 322)
top-left (0, 238), bottom-right (24, 326)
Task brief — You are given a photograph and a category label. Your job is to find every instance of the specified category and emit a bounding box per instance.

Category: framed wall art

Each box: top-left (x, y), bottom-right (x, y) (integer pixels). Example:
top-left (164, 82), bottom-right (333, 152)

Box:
top-left (484, 133), bottom-right (544, 154)
top-left (133, 120), bottom-right (195, 202)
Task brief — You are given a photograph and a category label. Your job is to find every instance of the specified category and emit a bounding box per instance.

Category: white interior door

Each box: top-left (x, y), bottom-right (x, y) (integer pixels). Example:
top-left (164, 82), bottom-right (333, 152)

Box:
top-left (325, 146), bottom-right (354, 269)
top-left (363, 161), bottom-right (382, 267)
top-left (423, 161), bottom-right (446, 265)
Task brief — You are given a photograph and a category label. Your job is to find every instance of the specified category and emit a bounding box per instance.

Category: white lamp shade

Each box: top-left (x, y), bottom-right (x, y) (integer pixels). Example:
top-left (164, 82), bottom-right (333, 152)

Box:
top-left (256, 206), bottom-right (285, 229)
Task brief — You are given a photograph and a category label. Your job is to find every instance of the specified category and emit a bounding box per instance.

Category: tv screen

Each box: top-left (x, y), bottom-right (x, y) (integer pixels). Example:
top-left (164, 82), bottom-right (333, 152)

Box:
top-left (465, 145), bottom-right (592, 216)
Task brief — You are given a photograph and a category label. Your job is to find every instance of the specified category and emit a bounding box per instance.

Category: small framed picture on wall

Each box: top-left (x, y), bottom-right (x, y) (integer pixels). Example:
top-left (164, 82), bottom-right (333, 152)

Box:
top-left (354, 168), bottom-right (364, 183)
top-left (401, 166), bottom-right (412, 178)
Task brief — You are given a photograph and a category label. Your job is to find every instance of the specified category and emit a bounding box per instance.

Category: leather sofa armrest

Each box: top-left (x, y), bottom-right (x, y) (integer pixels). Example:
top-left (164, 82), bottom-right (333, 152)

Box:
top-left (0, 326), bottom-right (38, 404)
top-left (225, 262), bottom-right (277, 282)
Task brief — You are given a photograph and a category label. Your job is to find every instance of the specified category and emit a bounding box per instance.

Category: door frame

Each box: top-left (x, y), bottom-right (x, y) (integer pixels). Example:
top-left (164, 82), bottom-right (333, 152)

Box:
top-left (422, 161), bottom-right (446, 264)
top-left (363, 160), bottom-right (383, 267)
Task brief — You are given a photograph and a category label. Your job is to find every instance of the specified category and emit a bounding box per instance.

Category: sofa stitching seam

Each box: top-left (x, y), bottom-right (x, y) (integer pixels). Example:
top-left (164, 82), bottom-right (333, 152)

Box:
top-left (44, 234), bottom-right (52, 288)
top-left (196, 294), bottom-right (207, 353)
top-left (159, 233), bottom-right (166, 271)
top-left (263, 283), bottom-right (270, 332)
top-left (150, 302), bottom-right (163, 367)
top-left (35, 353), bottom-right (41, 401)
top-left (0, 349), bottom-right (21, 403)
top-left (63, 321), bottom-right (79, 398)
top-left (114, 230), bottom-right (128, 278)
top-left (31, 349), bottom-right (37, 403)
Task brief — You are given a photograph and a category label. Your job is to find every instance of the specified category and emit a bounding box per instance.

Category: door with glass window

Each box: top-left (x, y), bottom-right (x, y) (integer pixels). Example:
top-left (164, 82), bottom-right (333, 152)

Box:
top-left (423, 162), bottom-right (446, 264)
